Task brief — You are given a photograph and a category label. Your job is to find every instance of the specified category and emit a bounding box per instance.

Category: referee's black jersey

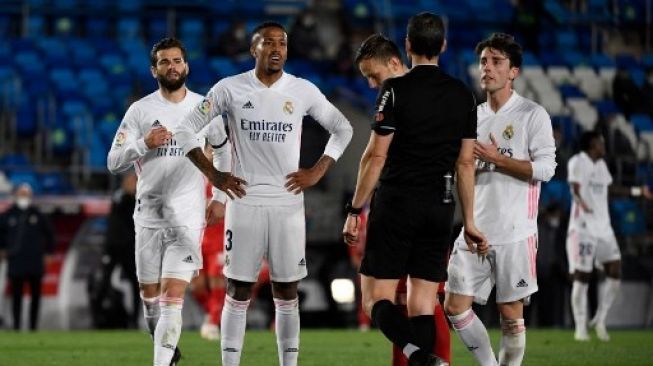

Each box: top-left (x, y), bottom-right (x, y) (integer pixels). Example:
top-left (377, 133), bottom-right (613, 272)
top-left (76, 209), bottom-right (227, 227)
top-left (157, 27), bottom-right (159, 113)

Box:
top-left (373, 64), bottom-right (477, 191)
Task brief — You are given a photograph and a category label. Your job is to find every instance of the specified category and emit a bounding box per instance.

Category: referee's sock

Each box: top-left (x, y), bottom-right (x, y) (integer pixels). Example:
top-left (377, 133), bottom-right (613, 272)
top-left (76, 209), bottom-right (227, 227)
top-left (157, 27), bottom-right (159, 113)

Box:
top-left (371, 300), bottom-right (422, 360)
top-left (409, 315), bottom-right (435, 353)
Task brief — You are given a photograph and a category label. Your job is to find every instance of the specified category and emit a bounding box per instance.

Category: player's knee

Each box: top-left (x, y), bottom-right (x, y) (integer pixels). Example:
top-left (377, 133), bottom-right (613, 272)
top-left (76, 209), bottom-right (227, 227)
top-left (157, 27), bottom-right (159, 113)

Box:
top-left (443, 296), bottom-right (468, 316)
top-left (140, 283), bottom-right (160, 298)
top-left (272, 281), bottom-right (299, 300)
top-left (501, 318), bottom-right (525, 336)
top-left (227, 278), bottom-right (254, 301)
top-left (573, 271), bottom-right (592, 283)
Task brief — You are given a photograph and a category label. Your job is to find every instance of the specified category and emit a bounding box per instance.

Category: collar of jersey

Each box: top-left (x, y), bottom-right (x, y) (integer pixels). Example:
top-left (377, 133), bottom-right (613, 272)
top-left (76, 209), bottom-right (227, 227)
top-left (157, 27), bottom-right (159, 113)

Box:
top-left (249, 69), bottom-right (287, 89)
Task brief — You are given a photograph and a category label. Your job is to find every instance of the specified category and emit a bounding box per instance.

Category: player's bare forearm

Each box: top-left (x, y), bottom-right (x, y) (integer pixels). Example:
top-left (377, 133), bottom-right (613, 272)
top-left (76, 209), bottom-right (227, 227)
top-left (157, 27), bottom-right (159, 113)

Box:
top-left (187, 147), bottom-right (247, 198)
top-left (311, 155), bottom-right (335, 181)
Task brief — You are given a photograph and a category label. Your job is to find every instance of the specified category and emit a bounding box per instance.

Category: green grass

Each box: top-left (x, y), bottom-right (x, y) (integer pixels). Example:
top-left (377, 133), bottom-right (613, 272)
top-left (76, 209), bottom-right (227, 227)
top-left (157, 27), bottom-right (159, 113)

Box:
top-left (1, 328), bottom-right (652, 365)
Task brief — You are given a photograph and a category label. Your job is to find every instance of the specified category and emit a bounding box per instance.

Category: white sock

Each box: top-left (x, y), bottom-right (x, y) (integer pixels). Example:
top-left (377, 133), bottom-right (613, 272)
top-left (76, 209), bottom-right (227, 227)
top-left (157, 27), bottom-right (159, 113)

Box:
top-left (153, 297), bottom-right (183, 366)
top-left (448, 309), bottom-right (498, 366)
top-left (498, 318), bottom-right (526, 366)
top-left (274, 298), bottom-right (300, 366)
top-left (221, 295), bottom-right (250, 366)
top-left (141, 296), bottom-right (160, 339)
top-left (571, 281), bottom-right (589, 331)
top-left (594, 278), bottom-right (620, 325)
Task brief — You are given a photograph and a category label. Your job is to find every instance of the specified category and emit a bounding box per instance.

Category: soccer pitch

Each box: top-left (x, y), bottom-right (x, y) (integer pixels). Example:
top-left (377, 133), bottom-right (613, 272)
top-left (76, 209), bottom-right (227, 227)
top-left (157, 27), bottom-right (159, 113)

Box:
top-left (1, 329), bottom-right (652, 365)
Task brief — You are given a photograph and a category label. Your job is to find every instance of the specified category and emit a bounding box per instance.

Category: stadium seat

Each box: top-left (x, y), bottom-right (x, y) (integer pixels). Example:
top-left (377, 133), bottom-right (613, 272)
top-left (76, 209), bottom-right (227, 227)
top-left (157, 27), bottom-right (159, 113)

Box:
top-left (548, 66), bottom-right (575, 86)
top-left (573, 65), bottom-right (604, 100)
top-left (639, 132), bottom-right (653, 161)
top-left (609, 114), bottom-right (641, 158)
top-left (39, 171), bottom-right (73, 194)
top-left (540, 178), bottom-right (572, 211)
top-left (630, 114), bottom-right (653, 135)
top-left (7, 170), bottom-right (42, 194)
top-left (567, 98), bottom-right (598, 131)
top-left (610, 198), bottom-right (645, 236)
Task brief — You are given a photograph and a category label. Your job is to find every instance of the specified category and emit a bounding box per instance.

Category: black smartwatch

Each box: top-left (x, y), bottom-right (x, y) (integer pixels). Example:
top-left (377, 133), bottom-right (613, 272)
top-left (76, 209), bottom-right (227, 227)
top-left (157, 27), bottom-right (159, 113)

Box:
top-left (345, 202), bottom-right (363, 215)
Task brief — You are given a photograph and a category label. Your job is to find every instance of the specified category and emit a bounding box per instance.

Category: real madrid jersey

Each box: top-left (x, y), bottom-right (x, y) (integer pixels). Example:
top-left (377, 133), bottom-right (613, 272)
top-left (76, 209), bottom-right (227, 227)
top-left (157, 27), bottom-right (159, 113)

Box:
top-left (456, 91), bottom-right (556, 245)
top-left (567, 152), bottom-right (614, 236)
top-left (174, 70), bottom-right (353, 206)
top-left (107, 89), bottom-right (227, 229)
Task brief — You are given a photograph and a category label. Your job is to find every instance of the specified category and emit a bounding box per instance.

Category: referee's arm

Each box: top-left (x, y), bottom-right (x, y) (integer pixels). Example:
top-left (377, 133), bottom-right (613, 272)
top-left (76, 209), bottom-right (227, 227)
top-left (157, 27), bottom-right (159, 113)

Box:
top-left (457, 138), bottom-right (489, 253)
top-left (350, 132), bottom-right (393, 208)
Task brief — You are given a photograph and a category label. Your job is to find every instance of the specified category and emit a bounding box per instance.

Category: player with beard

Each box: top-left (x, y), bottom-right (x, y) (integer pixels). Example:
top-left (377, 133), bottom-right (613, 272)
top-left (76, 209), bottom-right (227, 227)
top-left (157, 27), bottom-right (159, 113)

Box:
top-left (107, 37), bottom-right (242, 366)
top-left (174, 21), bottom-right (353, 366)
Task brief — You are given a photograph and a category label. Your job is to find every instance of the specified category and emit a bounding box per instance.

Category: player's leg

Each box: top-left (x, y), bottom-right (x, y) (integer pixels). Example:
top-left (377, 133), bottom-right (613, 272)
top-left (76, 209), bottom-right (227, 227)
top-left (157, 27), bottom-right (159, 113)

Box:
top-left (497, 301), bottom-right (525, 366)
top-left (392, 277), bottom-right (409, 366)
top-left (590, 234), bottom-right (622, 341)
top-left (221, 201), bottom-right (266, 366)
top-left (135, 225), bottom-right (164, 340)
top-left (432, 291), bottom-right (451, 364)
top-left (445, 240), bottom-right (497, 366)
top-left (494, 235), bottom-right (538, 365)
top-left (566, 229), bottom-right (595, 341)
top-left (152, 226), bottom-right (204, 366)
top-left (267, 202), bottom-right (307, 366)
top-left (10, 275), bottom-right (25, 330)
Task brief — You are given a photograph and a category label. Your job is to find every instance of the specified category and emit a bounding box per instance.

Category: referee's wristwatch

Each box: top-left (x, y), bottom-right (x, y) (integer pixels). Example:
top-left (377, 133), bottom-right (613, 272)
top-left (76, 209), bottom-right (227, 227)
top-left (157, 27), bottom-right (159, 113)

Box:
top-left (345, 202), bottom-right (363, 215)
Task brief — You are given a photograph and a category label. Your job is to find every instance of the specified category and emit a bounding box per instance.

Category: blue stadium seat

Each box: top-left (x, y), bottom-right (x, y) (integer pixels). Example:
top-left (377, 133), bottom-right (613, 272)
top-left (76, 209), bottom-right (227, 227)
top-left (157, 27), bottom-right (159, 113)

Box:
top-left (559, 84), bottom-right (585, 99)
top-left (594, 100), bottom-right (621, 117)
top-left (590, 53), bottom-right (615, 69)
top-left (16, 97), bottom-right (38, 138)
top-left (610, 198), bottom-right (645, 236)
top-left (117, 18), bottom-right (141, 40)
top-left (540, 179), bottom-right (572, 211)
top-left (209, 57), bottom-right (239, 78)
top-left (0, 153), bottom-right (31, 170)
top-left (39, 171), bottom-right (73, 194)
top-left (630, 114), bottom-right (653, 134)
top-left (641, 54), bottom-right (653, 70)
top-left (7, 170), bottom-right (41, 194)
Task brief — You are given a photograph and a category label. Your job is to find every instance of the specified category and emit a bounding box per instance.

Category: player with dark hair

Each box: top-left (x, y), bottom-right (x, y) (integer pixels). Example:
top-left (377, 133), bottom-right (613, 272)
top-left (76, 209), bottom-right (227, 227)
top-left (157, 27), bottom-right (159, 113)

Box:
top-left (444, 33), bottom-right (556, 366)
top-left (174, 21), bottom-right (353, 366)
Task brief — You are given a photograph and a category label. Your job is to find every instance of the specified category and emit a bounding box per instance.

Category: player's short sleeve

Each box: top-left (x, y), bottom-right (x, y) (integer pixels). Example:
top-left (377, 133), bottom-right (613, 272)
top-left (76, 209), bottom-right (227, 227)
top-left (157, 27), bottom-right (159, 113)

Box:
top-left (372, 80), bottom-right (396, 136)
top-left (567, 155), bottom-right (585, 184)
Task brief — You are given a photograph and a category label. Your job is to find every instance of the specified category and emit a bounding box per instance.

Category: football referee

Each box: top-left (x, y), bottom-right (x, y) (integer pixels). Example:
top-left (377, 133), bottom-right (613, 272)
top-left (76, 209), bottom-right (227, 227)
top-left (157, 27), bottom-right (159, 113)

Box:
top-left (342, 12), bottom-right (487, 366)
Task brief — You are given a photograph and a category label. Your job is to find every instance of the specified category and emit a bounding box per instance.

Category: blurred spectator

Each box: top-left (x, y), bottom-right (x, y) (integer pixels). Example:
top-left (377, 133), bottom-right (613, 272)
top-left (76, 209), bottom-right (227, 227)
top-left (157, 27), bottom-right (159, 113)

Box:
top-left (213, 20), bottom-right (250, 61)
top-left (101, 172), bottom-right (139, 328)
top-left (289, 9), bottom-right (325, 61)
top-left (0, 183), bottom-right (54, 331)
top-left (0, 172), bottom-right (12, 195)
top-left (612, 68), bottom-right (646, 119)
top-left (641, 68), bottom-right (653, 117)
top-left (552, 124), bottom-right (572, 180)
top-left (531, 203), bottom-right (568, 327)
top-left (512, 0), bottom-right (544, 54)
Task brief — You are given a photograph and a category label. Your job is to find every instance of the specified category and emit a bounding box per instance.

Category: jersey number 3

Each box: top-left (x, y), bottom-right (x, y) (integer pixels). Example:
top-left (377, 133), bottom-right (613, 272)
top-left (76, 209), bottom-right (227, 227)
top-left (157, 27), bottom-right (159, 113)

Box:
top-left (225, 229), bottom-right (233, 251)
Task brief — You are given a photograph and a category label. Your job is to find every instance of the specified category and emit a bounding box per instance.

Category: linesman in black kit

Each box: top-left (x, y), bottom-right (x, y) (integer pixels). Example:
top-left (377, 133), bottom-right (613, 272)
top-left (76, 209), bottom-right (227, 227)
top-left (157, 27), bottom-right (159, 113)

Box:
top-left (342, 12), bottom-right (488, 366)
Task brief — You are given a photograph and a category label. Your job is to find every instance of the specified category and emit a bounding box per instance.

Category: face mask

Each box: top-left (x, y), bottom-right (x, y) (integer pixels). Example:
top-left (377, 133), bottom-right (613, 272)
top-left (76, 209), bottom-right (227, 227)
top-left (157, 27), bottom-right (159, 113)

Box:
top-left (16, 197), bottom-right (30, 210)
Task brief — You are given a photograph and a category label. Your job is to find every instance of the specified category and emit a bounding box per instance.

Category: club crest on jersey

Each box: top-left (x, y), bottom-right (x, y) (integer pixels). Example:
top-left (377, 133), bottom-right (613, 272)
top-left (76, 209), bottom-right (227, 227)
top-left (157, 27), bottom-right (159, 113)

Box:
top-left (283, 101), bottom-right (294, 115)
top-left (502, 124), bottom-right (514, 140)
top-left (198, 99), bottom-right (211, 115)
top-left (114, 131), bottom-right (126, 147)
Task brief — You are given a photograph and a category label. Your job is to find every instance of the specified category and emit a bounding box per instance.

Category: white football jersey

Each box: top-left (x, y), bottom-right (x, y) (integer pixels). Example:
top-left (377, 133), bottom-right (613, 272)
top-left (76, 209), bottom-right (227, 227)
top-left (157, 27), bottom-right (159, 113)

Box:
top-left (175, 70), bottom-right (353, 206)
top-left (107, 89), bottom-right (227, 229)
top-left (456, 91), bottom-right (556, 245)
top-left (567, 152), bottom-right (614, 236)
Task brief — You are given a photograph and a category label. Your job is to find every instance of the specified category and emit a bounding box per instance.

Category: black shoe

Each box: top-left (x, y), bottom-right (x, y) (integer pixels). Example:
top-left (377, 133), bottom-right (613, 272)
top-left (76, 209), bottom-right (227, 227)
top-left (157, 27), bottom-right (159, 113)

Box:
top-left (170, 347), bottom-right (182, 366)
top-left (409, 351), bottom-right (448, 366)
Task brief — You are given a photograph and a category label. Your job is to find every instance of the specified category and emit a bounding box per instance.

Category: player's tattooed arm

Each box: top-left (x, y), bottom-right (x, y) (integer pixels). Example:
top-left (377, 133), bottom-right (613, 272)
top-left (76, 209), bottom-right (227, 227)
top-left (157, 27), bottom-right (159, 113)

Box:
top-left (187, 147), bottom-right (247, 199)
top-left (285, 155), bottom-right (335, 194)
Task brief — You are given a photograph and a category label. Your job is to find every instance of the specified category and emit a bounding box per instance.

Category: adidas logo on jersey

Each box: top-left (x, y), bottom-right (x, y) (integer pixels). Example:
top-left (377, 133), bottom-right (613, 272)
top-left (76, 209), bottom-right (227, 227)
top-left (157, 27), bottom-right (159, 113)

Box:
top-left (182, 255), bottom-right (194, 263)
top-left (298, 258), bottom-right (306, 266)
top-left (516, 279), bottom-right (528, 288)
top-left (242, 101), bottom-right (254, 109)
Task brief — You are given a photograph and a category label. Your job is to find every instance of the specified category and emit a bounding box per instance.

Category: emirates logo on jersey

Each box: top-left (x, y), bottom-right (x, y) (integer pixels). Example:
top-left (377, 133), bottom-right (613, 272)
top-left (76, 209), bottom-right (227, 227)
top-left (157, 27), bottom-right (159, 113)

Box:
top-left (283, 101), bottom-right (294, 115)
top-left (502, 124), bottom-right (514, 140)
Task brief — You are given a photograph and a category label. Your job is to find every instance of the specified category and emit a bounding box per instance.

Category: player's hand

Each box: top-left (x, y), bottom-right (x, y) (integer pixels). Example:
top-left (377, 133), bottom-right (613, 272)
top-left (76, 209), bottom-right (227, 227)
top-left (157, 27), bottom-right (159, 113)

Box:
top-left (285, 168), bottom-right (321, 194)
top-left (342, 214), bottom-right (361, 246)
top-left (464, 224), bottom-right (489, 256)
top-left (474, 133), bottom-right (501, 165)
top-left (144, 126), bottom-right (172, 149)
top-left (205, 200), bottom-right (226, 225)
top-left (209, 170), bottom-right (247, 200)
top-left (642, 185), bottom-right (653, 200)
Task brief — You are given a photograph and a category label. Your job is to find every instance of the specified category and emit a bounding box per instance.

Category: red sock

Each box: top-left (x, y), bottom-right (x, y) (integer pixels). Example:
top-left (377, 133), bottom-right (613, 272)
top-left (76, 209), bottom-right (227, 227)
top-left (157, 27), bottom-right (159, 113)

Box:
top-left (433, 302), bottom-right (451, 363)
top-left (209, 286), bottom-right (225, 326)
top-left (193, 288), bottom-right (210, 314)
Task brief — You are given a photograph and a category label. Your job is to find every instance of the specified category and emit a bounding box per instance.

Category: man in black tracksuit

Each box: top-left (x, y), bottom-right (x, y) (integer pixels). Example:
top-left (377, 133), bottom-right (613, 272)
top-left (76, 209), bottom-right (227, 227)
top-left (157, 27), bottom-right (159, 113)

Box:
top-left (342, 12), bottom-right (488, 366)
top-left (0, 183), bottom-right (54, 331)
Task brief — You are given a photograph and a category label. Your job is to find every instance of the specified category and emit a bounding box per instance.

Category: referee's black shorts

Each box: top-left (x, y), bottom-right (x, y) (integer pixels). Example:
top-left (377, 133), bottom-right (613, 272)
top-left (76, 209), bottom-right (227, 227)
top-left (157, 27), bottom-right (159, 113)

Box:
top-left (359, 185), bottom-right (454, 282)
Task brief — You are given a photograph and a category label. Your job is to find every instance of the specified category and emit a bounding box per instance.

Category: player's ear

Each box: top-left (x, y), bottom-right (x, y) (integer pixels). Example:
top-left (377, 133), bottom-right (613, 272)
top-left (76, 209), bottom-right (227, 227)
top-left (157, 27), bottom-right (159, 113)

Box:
top-left (441, 39), bottom-right (447, 54)
top-left (509, 66), bottom-right (519, 81)
top-left (150, 65), bottom-right (157, 79)
top-left (404, 38), bottom-right (411, 57)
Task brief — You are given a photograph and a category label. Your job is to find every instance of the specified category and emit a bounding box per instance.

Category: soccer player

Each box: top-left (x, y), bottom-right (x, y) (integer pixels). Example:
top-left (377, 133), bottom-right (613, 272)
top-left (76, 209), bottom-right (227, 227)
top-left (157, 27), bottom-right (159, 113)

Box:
top-left (343, 13), bottom-right (485, 366)
top-left (567, 131), bottom-right (653, 341)
top-left (443, 33), bottom-right (556, 366)
top-left (174, 21), bottom-right (353, 366)
top-left (354, 33), bottom-right (451, 365)
top-left (107, 37), bottom-right (238, 366)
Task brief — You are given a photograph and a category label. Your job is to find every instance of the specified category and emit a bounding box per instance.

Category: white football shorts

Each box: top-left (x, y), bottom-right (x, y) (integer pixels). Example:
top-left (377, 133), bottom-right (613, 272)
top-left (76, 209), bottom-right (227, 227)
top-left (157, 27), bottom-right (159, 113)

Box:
top-left (135, 225), bottom-right (203, 284)
top-left (223, 200), bottom-right (307, 283)
top-left (566, 228), bottom-right (621, 274)
top-left (446, 234), bottom-right (538, 304)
